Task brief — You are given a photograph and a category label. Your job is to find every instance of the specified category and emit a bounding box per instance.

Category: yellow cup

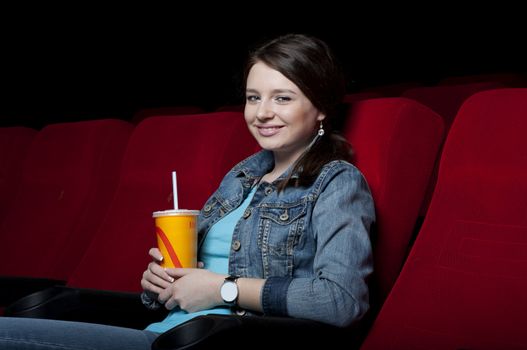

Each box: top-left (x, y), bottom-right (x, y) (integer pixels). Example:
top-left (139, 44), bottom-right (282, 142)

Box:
top-left (153, 209), bottom-right (200, 268)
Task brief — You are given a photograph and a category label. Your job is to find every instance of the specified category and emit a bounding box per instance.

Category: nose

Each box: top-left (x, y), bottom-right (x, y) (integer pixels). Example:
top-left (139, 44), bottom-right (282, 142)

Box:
top-left (255, 100), bottom-right (274, 121)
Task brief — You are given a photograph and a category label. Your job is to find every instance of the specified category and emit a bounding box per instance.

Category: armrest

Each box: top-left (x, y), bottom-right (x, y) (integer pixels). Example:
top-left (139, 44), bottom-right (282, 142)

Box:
top-left (5, 286), bottom-right (168, 329)
top-left (152, 314), bottom-right (358, 350)
top-left (0, 276), bottom-right (65, 306)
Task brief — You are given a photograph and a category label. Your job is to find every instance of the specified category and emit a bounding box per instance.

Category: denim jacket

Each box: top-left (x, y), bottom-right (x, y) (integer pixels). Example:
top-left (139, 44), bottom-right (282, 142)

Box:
top-left (199, 150), bottom-right (375, 327)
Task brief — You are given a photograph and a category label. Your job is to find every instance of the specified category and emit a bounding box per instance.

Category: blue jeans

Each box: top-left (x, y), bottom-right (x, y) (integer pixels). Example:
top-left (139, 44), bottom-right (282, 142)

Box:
top-left (0, 317), bottom-right (159, 350)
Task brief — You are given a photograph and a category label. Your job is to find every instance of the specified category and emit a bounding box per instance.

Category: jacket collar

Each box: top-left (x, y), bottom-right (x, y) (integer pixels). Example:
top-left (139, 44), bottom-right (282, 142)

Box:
top-left (235, 150), bottom-right (300, 185)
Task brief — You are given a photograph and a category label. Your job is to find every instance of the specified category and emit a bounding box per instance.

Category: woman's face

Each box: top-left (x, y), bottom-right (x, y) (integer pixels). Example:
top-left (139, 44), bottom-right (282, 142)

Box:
top-left (244, 62), bottom-right (324, 161)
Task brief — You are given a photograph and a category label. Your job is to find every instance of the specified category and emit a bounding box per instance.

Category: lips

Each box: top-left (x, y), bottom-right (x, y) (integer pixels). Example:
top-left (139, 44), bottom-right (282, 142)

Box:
top-left (256, 125), bottom-right (284, 137)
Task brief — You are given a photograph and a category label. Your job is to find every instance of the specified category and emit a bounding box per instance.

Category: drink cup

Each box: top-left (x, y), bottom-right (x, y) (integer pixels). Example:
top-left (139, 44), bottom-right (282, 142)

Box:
top-left (153, 209), bottom-right (200, 268)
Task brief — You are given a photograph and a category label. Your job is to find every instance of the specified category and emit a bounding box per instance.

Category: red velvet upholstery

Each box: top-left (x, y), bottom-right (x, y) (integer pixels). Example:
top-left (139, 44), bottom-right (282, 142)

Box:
top-left (0, 120), bottom-right (132, 280)
top-left (67, 112), bottom-right (258, 292)
top-left (0, 127), bottom-right (37, 224)
top-left (402, 82), bottom-right (507, 217)
top-left (131, 106), bottom-right (205, 124)
top-left (402, 82), bottom-right (506, 131)
top-left (361, 89), bottom-right (527, 349)
top-left (343, 98), bottom-right (444, 306)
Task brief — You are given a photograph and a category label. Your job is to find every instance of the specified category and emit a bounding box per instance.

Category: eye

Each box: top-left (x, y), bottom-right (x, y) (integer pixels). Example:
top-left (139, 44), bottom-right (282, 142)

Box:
top-left (246, 95), bottom-right (260, 103)
top-left (275, 96), bottom-right (292, 103)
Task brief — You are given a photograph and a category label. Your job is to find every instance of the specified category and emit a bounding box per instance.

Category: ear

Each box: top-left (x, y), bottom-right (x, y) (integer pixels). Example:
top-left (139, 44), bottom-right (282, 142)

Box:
top-left (316, 112), bottom-right (326, 122)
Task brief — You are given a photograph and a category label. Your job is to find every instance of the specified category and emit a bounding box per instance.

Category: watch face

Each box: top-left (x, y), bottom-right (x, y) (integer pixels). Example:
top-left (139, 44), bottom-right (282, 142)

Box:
top-left (221, 281), bottom-right (238, 303)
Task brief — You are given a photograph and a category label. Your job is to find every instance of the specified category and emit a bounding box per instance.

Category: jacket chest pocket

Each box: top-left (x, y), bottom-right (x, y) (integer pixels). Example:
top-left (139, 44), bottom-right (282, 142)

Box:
top-left (258, 201), bottom-right (307, 277)
top-left (202, 195), bottom-right (230, 219)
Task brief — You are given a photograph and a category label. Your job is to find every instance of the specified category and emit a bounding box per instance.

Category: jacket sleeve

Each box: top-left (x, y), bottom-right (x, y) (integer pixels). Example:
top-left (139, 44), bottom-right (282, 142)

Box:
top-left (261, 164), bottom-right (375, 327)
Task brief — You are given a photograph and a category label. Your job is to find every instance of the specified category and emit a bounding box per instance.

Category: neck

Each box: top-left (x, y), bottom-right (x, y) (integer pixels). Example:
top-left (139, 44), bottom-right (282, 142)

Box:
top-left (266, 132), bottom-right (322, 183)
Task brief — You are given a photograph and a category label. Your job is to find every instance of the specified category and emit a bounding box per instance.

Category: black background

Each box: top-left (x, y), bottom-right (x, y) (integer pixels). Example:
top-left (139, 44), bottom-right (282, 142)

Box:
top-left (1, 7), bottom-right (525, 128)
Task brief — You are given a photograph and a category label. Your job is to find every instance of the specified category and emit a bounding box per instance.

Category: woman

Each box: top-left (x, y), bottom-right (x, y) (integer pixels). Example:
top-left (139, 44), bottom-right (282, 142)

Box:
top-left (0, 33), bottom-right (374, 350)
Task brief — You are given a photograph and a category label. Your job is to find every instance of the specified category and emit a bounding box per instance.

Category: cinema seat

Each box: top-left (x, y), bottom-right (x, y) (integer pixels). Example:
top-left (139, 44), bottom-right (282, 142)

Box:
top-left (361, 89), bottom-right (527, 349)
top-left (150, 97), bottom-right (444, 349)
top-left (0, 126), bottom-right (37, 224)
top-left (131, 106), bottom-right (205, 124)
top-left (0, 119), bottom-right (132, 306)
top-left (402, 82), bottom-right (506, 131)
top-left (6, 112), bottom-right (258, 328)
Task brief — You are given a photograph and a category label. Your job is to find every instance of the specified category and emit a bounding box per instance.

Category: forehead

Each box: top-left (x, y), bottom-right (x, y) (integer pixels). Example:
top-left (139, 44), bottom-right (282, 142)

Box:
top-left (246, 62), bottom-right (299, 92)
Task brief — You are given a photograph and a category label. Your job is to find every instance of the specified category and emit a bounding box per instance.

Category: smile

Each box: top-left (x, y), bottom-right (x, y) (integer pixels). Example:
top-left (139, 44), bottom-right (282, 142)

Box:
top-left (256, 125), bottom-right (284, 137)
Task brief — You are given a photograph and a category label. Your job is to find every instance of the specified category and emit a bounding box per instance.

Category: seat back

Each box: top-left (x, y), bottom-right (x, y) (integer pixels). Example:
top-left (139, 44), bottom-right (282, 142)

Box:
top-left (131, 106), bottom-right (205, 124)
top-left (0, 127), bottom-right (38, 224)
top-left (343, 98), bottom-right (444, 306)
top-left (361, 89), bottom-right (527, 349)
top-left (402, 82), bottom-right (506, 131)
top-left (0, 120), bottom-right (132, 280)
top-left (402, 82), bottom-right (507, 217)
top-left (67, 112), bottom-right (258, 292)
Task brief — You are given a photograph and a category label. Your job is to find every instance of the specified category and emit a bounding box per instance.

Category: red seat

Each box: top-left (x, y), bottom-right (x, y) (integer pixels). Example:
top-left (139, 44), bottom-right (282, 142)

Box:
top-left (401, 82), bottom-right (506, 131)
top-left (0, 120), bottom-right (132, 280)
top-left (402, 82), bottom-right (507, 217)
top-left (0, 127), bottom-right (37, 224)
top-left (131, 106), bottom-right (205, 124)
top-left (146, 97), bottom-right (444, 349)
top-left (66, 112), bottom-right (258, 292)
top-left (361, 89), bottom-right (527, 349)
top-left (344, 97), bottom-right (444, 306)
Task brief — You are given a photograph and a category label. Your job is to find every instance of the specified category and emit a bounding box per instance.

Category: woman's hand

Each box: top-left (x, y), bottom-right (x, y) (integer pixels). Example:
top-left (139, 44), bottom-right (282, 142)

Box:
top-left (157, 268), bottom-right (225, 313)
top-left (140, 248), bottom-right (176, 297)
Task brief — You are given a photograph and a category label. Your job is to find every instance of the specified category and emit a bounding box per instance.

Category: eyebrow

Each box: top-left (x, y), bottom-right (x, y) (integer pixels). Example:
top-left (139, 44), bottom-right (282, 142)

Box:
top-left (245, 88), bottom-right (297, 95)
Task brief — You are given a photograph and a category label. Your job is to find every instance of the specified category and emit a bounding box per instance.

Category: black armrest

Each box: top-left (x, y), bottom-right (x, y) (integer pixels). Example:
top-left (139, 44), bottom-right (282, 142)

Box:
top-left (5, 286), bottom-right (168, 329)
top-left (152, 314), bottom-right (360, 350)
top-left (0, 276), bottom-right (66, 307)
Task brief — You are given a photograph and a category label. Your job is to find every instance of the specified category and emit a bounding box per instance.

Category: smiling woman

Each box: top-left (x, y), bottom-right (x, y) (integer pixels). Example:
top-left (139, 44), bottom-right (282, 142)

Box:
top-left (243, 34), bottom-right (353, 191)
top-left (0, 32), bottom-right (377, 350)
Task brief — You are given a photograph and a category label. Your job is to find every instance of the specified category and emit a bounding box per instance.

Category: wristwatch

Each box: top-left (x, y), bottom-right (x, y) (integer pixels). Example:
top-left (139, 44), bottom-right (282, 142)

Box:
top-left (220, 275), bottom-right (239, 305)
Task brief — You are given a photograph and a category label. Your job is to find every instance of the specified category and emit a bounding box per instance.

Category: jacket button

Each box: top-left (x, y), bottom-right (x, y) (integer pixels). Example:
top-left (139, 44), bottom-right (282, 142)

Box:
top-left (235, 308), bottom-right (247, 316)
top-left (279, 212), bottom-right (289, 221)
top-left (232, 240), bottom-right (241, 251)
top-left (243, 208), bottom-right (251, 219)
top-left (204, 204), bottom-right (212, 212)
top-left (264, 187), bottom-right (273, 195)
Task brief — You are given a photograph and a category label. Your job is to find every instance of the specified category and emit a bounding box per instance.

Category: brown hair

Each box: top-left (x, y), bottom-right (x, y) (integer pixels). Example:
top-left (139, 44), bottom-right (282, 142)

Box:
top-left (244, 33), bottom-right (352, 190)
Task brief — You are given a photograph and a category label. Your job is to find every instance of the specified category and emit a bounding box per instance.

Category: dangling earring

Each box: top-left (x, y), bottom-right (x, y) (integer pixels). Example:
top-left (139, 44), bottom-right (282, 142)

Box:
top-left (318, 121), bottom-right (325, 136)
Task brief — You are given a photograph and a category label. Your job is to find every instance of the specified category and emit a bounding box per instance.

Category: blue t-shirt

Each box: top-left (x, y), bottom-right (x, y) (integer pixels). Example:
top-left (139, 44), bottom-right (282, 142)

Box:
top-left (145, 186), bottom-right (257, 333)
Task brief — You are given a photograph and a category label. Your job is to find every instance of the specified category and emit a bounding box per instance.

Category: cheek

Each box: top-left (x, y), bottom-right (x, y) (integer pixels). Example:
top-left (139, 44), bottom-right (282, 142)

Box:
top-left (244, 104), bottom-right (255, 123)
top-left (244, 113), bottom-right (253, 127)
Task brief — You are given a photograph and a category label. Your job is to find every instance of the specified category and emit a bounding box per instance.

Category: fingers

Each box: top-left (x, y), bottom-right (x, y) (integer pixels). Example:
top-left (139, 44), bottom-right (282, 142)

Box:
top-left (164, 268), bottom-right (194, 278)
top-left (157, 284), bottom-right (172, 305)
top-left (149, 247), bottom-right (164, 262)
top-left (141, 248), bottom-right (176, 295)
top-left (141, 268), bottom-right (170, 295)
top-left (164, 298), bottom-right (178, 310)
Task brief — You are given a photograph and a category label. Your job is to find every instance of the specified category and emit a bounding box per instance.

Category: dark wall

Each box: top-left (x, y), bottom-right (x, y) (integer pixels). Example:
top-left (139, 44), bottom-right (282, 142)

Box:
top-left (1, 12), bottom-right (525, 128)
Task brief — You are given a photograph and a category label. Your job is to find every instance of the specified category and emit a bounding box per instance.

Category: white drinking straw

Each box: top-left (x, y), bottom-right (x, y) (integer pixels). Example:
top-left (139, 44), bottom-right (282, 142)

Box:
top-left (172, 171), bottom-right (179, 210)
